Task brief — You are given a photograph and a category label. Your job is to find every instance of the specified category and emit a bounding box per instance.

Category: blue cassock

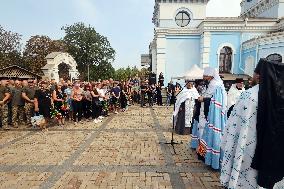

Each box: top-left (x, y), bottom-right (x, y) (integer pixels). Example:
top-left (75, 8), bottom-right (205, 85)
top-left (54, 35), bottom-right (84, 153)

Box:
top-left (201, 86), bottom-right (227, 170)
top-left (190, 120), bottom-right (199, 149)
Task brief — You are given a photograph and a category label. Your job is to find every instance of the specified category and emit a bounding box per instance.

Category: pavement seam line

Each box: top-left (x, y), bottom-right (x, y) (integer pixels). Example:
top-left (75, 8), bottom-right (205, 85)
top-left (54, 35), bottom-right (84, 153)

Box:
top-left (150, 108), bottom-right (186, 189)
top-left (0, 131), bottom-right (34, 149)
top-left (38, 116), bottom-right (114, 189)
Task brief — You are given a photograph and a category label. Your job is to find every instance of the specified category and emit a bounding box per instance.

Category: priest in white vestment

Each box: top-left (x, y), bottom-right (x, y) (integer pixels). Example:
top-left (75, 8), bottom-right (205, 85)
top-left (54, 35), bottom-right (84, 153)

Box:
top-left (173, 81), bottom-right (199, 135)
top-left (227, 78), bottom-right (245, 118)
top-left (220, 61), bottom-right (284, 189)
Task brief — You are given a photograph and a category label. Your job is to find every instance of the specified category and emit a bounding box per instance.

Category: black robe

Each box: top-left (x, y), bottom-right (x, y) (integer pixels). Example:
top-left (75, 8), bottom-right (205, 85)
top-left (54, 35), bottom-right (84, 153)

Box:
top-left (175, 102), bottom-right (185, 135)
top-left (251, 59), bottom-right (284, 188)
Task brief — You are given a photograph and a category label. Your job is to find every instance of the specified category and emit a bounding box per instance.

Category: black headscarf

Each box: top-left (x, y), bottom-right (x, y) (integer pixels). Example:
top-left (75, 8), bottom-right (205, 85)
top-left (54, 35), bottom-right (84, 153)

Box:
top-left (254, 58), bottom-right (266, 74)
top-left (251, 59), bottom-right (284, 188)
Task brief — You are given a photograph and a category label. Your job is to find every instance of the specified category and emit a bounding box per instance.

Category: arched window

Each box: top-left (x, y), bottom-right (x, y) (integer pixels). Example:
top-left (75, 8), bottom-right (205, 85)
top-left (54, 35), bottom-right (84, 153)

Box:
top-left (266, 53), bottom-right (282, 63)
top-left (219, 46), bottom-right (233, 73)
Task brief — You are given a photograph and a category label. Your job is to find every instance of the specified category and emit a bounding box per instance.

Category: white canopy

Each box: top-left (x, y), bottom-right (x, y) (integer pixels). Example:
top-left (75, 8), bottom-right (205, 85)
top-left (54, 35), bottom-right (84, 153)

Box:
top-left (172, 64), bottom-right (204, 80)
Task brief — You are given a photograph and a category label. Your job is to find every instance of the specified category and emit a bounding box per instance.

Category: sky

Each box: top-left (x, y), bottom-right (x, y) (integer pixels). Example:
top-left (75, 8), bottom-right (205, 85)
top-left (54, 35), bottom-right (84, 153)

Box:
top-left (0, 0), bottom-right (241, 69)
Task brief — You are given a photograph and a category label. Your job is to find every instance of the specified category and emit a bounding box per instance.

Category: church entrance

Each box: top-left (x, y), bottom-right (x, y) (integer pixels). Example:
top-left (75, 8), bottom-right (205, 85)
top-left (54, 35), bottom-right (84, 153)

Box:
top-left (219, 46), bottom-right (233, 73)
top-left (58, 62), bottom-right (71, 81)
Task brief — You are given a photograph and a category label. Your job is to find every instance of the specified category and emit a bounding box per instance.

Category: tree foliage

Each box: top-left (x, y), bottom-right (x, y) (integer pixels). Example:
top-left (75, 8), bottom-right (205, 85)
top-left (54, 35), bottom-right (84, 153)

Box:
top-left (23, 35), bottom-right (67, 73)
top-left (0, 25), bottom-right (22, 68)
top-left (113, 66), bottom-right (142, 81)
top-left (62, 22), bottom-right (116, 80)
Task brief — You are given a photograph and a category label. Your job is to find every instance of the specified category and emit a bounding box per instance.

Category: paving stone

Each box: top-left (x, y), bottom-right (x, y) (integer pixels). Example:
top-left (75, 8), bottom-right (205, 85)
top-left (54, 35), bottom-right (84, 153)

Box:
top-left (0, 131), bottom-right (30, 146)
top-left (52, 172), bottom-right (172, 189)
top-left (0, 105), bottom-right (224, 189)
top-left (74, 132), bottom-right (165, 166)
top-left (0, 172), bottom-right (51, 189)
top-left (0, 131), bottom-right (90, 165)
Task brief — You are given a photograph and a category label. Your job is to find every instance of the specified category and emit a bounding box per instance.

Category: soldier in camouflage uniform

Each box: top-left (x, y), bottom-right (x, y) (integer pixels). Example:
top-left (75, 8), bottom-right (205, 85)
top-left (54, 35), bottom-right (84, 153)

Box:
top-left (7, 79), bottom-right (15, 125)
top-left (22, 80), bottom-right (36, 127)
top-left (10, 79), bottom-right (25, 128)
top-left (0, 78), bottom-right (11, 130)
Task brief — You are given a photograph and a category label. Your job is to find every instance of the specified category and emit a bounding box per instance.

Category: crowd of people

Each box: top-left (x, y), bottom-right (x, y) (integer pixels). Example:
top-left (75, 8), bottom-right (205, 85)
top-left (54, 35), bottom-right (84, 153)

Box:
top-left (174, 58), bottom-right (284, 188)
top-left (0, 78), bottom-right (140, 130)
top-left (0, 76), bottom-right (180, 131)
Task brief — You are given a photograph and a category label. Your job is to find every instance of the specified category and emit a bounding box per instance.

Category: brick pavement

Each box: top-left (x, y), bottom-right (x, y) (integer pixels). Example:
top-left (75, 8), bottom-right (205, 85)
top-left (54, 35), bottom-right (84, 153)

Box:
top-left (0, 105), bottom-right (223, 189)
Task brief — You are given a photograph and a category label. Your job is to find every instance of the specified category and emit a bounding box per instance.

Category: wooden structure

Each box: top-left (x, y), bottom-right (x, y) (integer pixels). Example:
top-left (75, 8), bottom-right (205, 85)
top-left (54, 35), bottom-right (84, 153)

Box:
top-left (220, 73), bottom-right (251, 81)
top-left (0, 65), bottom-right (42, 80)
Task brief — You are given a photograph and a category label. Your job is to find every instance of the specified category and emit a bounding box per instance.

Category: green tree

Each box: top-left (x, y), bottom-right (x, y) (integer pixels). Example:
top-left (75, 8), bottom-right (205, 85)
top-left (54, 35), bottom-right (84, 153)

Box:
top-left (89, 61), bottom-right (115, 81)
top-left (114, 68), bottom-right (127, 81)
top-left (113, 66), bottom-right (143, 81)
top-left (139, 68), bottom-right (150, 80)
top-left (23, 35), bottom-right (66, 73)
top-left (62, 22), bottom-right (116, 80)
top-left (0, 25), bottom-right (22, 68)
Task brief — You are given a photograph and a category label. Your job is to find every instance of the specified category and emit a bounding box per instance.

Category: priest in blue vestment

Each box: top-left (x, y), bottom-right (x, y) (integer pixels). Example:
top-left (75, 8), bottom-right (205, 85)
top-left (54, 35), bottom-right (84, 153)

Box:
top-left (196, 67), bottom-right (227, 170)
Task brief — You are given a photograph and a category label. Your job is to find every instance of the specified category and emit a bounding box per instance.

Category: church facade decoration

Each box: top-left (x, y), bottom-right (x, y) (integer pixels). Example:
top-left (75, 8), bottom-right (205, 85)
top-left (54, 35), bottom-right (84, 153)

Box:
top-left (150, 0), bottom-right (284, 84)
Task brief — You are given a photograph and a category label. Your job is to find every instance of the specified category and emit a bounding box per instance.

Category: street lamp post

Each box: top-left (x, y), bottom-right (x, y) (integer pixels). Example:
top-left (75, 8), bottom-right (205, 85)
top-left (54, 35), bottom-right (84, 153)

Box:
top-left (88, 64), bottom-right (90, 82)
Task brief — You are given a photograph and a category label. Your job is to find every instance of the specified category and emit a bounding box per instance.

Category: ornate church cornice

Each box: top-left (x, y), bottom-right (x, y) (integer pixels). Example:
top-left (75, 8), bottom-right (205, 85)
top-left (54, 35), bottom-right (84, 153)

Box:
top-left (155, 0), bottom-right (209, 3)
top-left (278, 18), bottom-right (284, 31)
top-left (242, 31), bottom-right (284, 50)
top-left (154, 19), bottom-right (278, 37)
top-left (240, 0), bottom-right (279, 18)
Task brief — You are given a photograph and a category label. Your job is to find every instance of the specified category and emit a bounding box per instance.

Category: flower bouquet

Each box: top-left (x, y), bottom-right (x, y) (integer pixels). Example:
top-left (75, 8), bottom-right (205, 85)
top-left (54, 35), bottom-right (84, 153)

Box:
top-left (61, 101), bottom-right (69, 111)
top-left (50, 108), bottom-right (63, 120)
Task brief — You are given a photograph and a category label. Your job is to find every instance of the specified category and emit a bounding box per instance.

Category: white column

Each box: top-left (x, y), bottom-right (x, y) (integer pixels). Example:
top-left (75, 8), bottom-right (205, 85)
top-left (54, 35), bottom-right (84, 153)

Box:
top-left (151, 41), bottom-right (157, 75)
top-left (200, 32), bottom-right (211, 68)
top-left (156, 32), bottom-right (166, 81)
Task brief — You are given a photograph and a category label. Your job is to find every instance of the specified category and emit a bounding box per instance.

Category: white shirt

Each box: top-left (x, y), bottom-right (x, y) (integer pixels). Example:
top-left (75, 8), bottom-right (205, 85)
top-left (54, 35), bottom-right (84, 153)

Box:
top-left (97, 88), bottom-right (105, 101)
top-left (227, 84), bottom-right (244, 108)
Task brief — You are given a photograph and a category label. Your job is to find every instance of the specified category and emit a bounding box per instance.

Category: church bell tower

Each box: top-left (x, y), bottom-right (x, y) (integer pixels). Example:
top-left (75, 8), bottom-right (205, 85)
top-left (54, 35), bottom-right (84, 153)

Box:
top-left (153, 0), bottom-right (210, 28)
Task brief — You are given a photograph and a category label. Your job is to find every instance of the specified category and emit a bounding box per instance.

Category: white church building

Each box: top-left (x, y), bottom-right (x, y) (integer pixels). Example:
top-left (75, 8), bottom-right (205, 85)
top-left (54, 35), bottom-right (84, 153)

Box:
top-left (149, 0), bottom-right (284, 83)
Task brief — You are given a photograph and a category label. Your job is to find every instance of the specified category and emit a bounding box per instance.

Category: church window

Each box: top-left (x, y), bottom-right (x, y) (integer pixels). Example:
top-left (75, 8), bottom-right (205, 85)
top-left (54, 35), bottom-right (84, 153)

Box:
top-left (219, 46), bottom-right (233, 73)
top-left (175, 11), bottom-right (191, 27)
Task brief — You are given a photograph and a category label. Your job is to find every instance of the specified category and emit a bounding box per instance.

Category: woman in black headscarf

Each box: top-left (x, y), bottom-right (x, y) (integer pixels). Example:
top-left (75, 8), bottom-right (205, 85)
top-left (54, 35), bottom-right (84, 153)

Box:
top-left (251, 58), bottom-right (284, 188)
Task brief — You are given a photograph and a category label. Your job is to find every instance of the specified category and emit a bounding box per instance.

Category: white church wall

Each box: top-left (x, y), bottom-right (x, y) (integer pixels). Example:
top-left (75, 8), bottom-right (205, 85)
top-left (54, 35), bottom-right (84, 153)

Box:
top-left (278, 1), bottom-right (284, 18)
top-left (156, 34), bottom-right (167, 78)
top-left (159, 3), bottom-right (206, 28)
top-left (164, 36), bottom-right (201, 84)
top-left (159, 19), bottom-right (203, 28)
